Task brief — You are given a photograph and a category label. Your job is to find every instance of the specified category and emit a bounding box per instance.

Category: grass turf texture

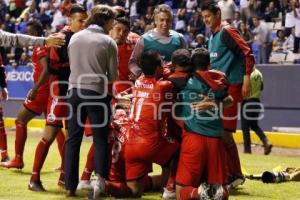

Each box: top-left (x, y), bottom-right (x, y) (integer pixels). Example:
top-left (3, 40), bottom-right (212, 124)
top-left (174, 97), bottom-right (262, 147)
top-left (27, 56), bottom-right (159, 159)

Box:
top-left (0, 131), bottom-right (300, 200)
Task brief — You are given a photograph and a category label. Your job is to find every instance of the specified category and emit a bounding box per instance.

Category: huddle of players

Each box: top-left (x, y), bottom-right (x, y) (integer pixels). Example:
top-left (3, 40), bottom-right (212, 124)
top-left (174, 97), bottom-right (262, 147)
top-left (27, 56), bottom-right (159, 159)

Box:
top-left (0, 4), bottom-right (234, 200)
top-left (77, 48), bottom-right (233, 200)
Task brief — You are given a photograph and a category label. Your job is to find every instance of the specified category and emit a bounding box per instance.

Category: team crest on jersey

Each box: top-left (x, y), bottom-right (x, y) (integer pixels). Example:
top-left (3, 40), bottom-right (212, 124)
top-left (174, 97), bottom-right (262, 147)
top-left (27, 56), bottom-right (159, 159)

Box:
top-left (47, 113), bottom-right (56, 122)
top-left (210, 52), bottom-right (218, 58)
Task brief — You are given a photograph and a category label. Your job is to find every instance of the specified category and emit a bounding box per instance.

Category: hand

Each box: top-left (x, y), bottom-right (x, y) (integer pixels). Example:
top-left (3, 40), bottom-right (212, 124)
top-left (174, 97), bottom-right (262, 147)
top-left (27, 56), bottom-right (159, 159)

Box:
top-left (0, 88), bottom-right (8, 101)
top-left (27, 88), bottom-right (38, 100)
top-left (191, 96), bottom-right (218, 112)
top-left (115, 94), bottom-right (132, 110)
top-left (242, 75), bottom-right (251, 98)
top-left (45, 33), bottom-right (65, 47)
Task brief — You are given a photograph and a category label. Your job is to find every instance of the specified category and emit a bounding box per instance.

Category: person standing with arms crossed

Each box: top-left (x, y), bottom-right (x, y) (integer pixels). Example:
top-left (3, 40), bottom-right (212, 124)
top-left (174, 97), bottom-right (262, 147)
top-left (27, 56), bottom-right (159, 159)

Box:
top-left (129, 4), bottom-right (187, 79)
top-left (65, 5), bottom-right (118, 197)
top-left (201, 3), bottom-right (254, 188)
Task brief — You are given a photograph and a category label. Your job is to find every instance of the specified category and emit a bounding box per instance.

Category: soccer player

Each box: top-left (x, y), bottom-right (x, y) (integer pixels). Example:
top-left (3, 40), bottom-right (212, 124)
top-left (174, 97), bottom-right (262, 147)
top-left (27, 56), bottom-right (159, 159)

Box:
top-left (92, 51), bottom-right (179, 199)
top-left (176, 48), bottom-right (232, 200)
top-left (129, 4), bottom-right (187, 79)
top-left (0, 19), bottom-right (65, 170)
top-left (26, 4), bottom-right (87, 192)
top-left (0, 24), bottom-right (65, 163)
top-left (201, 2), bottom-right (254, 187)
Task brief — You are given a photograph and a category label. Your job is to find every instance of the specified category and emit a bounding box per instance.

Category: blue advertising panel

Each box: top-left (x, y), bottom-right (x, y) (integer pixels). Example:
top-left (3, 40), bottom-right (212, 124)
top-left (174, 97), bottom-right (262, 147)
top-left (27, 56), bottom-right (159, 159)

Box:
top-left (5, 65), bottom-right (34, 100)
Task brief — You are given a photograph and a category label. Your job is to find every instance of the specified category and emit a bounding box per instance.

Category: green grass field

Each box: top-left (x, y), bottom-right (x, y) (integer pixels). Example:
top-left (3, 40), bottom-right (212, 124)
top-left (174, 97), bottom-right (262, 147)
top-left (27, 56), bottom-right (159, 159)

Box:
top-left (0, 131), bottom-right (300, 200)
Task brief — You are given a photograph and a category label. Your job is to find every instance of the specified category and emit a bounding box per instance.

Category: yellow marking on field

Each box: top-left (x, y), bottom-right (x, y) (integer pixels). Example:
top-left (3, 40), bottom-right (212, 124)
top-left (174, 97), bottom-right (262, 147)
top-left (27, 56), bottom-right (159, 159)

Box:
top-left (233, 130), bottom-right (300, 148)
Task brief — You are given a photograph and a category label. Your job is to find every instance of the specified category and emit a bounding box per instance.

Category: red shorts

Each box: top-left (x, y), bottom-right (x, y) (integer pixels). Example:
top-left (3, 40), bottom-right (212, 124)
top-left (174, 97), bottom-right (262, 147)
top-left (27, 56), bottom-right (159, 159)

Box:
top-left (176, 130), bottom-right (226, 187)
top-left (23, 88), bottom-right (49, 115)
top-left (125, 133), bottom-right (179, 181)
top-left (46, 79), bottom-right (69, 127)
top-left (223, 84), bottom-right (242, 132)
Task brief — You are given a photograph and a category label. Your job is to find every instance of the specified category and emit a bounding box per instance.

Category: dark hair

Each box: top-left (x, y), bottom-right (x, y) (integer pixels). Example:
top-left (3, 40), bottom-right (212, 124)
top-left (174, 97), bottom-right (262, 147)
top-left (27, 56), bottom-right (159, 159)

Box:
top-left (140, 51), bottom-right (162, 75)
top-left (171, 49), bottom-right (191, 68)
top-left (26, 19), bottom-right (43, 36)
top-left (201, 2), bottom-right (221, 14)
top-left (191, 48), bottom-right (210, 70)
top-left (113, 5), bottom-right (126, 18)
top-left (115, 16), bottom-right (130, 28)
top-left (86, 5), bottom-right (116, 27)
top-left (69, 4), bottom-right (86, 16)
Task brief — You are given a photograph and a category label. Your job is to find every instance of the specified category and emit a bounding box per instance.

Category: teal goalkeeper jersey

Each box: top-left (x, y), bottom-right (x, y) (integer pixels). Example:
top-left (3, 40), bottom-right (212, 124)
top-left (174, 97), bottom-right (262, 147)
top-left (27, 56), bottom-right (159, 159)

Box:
top-left (179, 75), bottom-right (228, 138)
top-left (143, 30), bottom-right (182, 62)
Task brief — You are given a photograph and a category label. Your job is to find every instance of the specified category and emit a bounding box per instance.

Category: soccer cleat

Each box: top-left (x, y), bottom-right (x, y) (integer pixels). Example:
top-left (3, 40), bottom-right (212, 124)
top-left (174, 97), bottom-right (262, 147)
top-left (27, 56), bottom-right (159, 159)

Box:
top-left (227, 176), bottom-right (245, 190)
top-left (77, 180), bottom-right (92, 190)
top-left (90, 175), bottom-right (106, 199)
top-left (0, 156), bottom-right (24, 169)
top-left (198, 183), bottom-right (210, 200)
top-left (162, 187), bottom-right (176, 199)
top-left (28, 180), bottom-right (46, 192)
top-left (211, 184), bottom-right (225, 200)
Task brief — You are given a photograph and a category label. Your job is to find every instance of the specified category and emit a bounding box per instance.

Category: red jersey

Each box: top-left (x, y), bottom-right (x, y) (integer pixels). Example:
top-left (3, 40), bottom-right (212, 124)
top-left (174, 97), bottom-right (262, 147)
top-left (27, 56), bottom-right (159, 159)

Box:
top-left (108, 109), bottom-right (130, 182)
top-left (113, 32), bottom-right (140, 94)
top-left (32, 46), bottom-right (49, 91)
top-left (128, 75), bottom-right (173, 140)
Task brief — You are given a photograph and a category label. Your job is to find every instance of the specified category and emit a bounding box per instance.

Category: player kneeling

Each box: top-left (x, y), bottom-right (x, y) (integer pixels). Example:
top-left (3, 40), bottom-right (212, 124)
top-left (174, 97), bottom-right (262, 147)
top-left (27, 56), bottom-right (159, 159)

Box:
top-left (175, 48), bottom-right (233, 200)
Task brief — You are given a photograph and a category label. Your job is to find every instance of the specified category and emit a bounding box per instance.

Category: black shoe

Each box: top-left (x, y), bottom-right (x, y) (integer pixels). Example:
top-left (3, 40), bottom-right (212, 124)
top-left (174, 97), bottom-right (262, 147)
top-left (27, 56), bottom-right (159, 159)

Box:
top-left (28, 181), bottom-right (46, 192)
top-left (264, 144), bottom-right (273, 155)
top-left (66, 190), bottom-right (76, 197)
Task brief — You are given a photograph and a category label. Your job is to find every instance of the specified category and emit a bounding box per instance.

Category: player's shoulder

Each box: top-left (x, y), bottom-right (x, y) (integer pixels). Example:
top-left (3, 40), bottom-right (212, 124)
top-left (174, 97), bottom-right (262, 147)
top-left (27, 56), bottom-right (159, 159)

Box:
top-left (157, 79), bottom-right (173, 90)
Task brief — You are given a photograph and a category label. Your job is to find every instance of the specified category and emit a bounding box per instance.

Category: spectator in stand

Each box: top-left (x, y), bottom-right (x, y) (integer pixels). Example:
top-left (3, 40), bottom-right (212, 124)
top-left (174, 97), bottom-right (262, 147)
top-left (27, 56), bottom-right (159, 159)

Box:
top-left (284, 26), bottom-right (295, 51)
top-left (17, 52), bottom-right (30, 65)
top-left (233, 11), bottom-right (242, 29)
top-left (0, 0), bottom-right (7, 24)
top-left (187, 11), bottom-right (206, 36)
top-left (252, 16), bottom-right (272, 63)
top-left (284, 0), bottom-right (296, 37)
top-left (239, 0), bottom-right (250, 22)
top-left (185, 0), bottom-right (198, 23)
top-left (249, 0), bottom-right (262, 22)
top-left (272, 29), bottom-right (288, 52)
top-left (239, 21), bottom-right (254, 47)
top-left (190, 33), bottom-right (207, 48)
top-left (175, 6), bottom-right (187, 34)
top-left (218, 0), bottom-right (238, 24)
top-left (291, 0), bottom-right (300, 53)
top-left (264, 1), bottom-right (279, 22)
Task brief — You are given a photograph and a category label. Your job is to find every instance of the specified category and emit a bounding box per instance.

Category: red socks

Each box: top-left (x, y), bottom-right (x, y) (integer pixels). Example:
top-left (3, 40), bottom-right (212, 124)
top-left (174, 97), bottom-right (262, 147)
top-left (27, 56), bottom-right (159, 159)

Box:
top-left (15, 119), bottom-right (27, 158)
top-left (0, 111), bottom-right (8, 159)
top-left (180, 186), bottom-right (199, 200)
top-left (31, 138), bottom-right (51, 182)
top-left (81, 144), bottom-right (95, 181)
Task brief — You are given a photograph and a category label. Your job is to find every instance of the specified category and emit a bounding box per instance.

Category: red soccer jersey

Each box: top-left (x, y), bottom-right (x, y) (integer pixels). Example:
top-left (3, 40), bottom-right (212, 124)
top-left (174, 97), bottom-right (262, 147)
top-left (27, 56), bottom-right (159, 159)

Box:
top-left (32, 46), bottom-right (49, 91)
top-left (114, 32), bottom-right (140, 94)
top-left (118, 32), bottom-right (140, 81)
top-left (128, 75), bottom-right (173, 140)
